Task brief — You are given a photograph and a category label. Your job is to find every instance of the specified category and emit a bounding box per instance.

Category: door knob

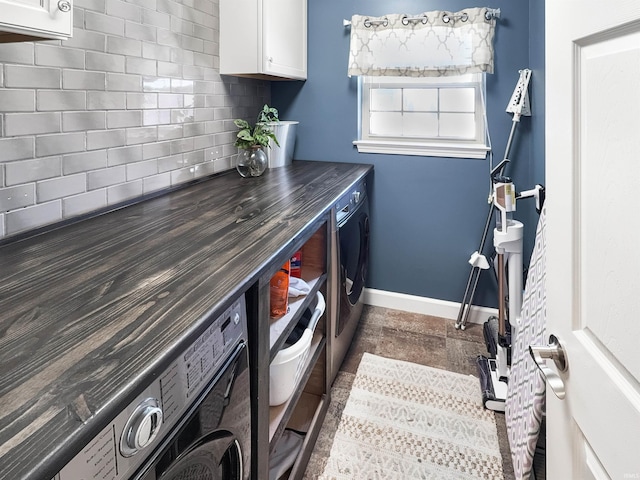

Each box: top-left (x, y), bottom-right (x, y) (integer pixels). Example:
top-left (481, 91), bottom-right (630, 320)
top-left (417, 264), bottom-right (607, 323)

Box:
top-left (529, 334), bottom-right (567, 399)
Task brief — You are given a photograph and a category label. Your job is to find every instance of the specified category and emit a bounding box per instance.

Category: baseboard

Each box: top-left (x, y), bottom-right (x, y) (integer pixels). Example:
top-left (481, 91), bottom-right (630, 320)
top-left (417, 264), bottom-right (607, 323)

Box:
top-left (362, 288), bottom-right (497, 325)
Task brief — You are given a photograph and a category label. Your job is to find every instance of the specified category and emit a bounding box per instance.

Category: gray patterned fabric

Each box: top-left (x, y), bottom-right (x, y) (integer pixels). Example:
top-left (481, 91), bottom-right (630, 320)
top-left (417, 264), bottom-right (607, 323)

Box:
top-left (348, 7), bottom-right (496, 77)
top-left (505, 206), bottom-right (547, 480)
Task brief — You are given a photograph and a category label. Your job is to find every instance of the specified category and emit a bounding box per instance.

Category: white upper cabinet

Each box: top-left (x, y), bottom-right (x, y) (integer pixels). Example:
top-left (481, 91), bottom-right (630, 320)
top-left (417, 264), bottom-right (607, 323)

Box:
top-left (220, 0), bottom-right (307, 81)
top-left (0, 0), bottom-right (73, 41)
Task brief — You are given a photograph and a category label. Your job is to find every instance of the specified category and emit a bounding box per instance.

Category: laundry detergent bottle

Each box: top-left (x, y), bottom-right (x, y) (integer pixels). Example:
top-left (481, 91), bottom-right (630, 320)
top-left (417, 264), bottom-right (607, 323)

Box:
top-left (270, 260), bottom-right (290, 318)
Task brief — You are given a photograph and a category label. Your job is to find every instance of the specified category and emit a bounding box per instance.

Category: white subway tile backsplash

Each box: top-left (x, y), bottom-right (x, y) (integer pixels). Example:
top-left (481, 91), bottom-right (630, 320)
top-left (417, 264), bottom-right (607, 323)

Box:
top-left (4, 66), bottom-right (61, 89)
top-left (5, 157), bottom-right (62, 185)
top-left (157, 0), bottom-right (183, 18)
top-left (62, 111), bottom-right (107, 132)
top-left (126, 22), bottom-right (157, 43)
top-left (0, 184), bottom-right (35, 212)
top-left (142, 141), bottom-right (171, 160)
top-left (106, 0), bottom-right (142, 22)
top-left (107, 179), bottom-right (142, 204)
top-left (126, 92), bottom-right (158, 109)
top-left (158, 154), bottom-right (185, 173)
top-left (87, 129), bottom-right (127, 150)
top-left (5, 113), bottom-right (61, 137)
top-left (157, 29), bottom-right (181, 48)
top-left (35, 45), bottom-right (85, 69)
top-left (86, 51), bottom-right (126, 73)
top-left (143, 172), bottom-right (171, 193)
top-left (107, 145), bottom-right (143, 166)
top-left (36, 133), bottom-right (85, 157)
top-left (126, 158), bottom-right (158, 180)
top-left (143, 109), bottom-right (171, 126)
top-left (63, 150), bottom-right (108, 174)
top-left (85, 11), bottom-right (126, 37)
top-left (157, 61), bottom-right (182, 78)
top-left (0, 137), bottom-right (35, 162)
top-left (87, 91), bottom-right (127, 110)
top-left (6, 201), bottom-right (62, 235)
top-left (126, 126), bottom-right (158, 145)
top-left (183, 65), bottom-right (204, 80)
top-left (88, 166), bottom-right (126, 190)
top-left (213, 156), bottom-right (232, 173)
top-left (143, 76), bottom-right (171, 93)
top-left (106, 36), bottom-right (142, 57)
top-left (141, 9), bottom-right (171, 30)
top-left (0, 43), bottom-right (34, 65)
top-left (37, 91), bottom-right (87, 111)
top-left (141, 43), bottom-right (171, 62)
top-left (63, 189), bottom-right (108, 217)
top-left (193, 160), bottom-right (216, 178)
top-left (157, 124), bottom-right (183, 140)
top-left (106, 73), bottom-right (142, 92)
top-left (63, 69), bottom-right (106, 90)
top-left (75, 0), bottom-right (106, 13)
top-left (126, 57), bottom-right (157, 76)
top-left (183, 149), bottom-right (204, 165)
top-left (158, 93), bottom-right (183, 108)
top-left (107, 110), bottom-right (143, 129)
top-left (0, 90), bottom-right (36, 112)
top-left (0, 0), bottom-right (270, 239)
top-left (62, 29), bottom-right (107, 52)
top-left (170, 166), bottom-right (194, 185)
top-left (36, 173), bottom-right (86, 202)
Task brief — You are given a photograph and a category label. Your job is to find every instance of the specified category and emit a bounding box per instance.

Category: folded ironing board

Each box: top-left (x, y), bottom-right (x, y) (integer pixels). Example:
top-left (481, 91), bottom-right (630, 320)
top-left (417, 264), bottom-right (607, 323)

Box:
top-left (505, 206), bottom-right (547, 480)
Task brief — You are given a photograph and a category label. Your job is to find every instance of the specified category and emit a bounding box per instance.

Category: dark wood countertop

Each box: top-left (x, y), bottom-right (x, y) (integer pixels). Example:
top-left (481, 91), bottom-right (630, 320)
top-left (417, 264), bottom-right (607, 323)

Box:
top-left (0, 160), bottom-right (372, 480)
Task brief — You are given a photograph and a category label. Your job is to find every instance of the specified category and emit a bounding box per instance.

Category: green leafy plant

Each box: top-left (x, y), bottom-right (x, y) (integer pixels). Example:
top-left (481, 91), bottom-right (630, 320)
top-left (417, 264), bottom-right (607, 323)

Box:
top-left (234, 104), bottom-right (281, 150)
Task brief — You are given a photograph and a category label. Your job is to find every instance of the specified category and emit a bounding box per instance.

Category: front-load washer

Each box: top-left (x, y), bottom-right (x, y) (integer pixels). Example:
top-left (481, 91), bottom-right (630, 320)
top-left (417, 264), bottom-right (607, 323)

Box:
top-left (55, 295), bottom-right (251, 480)
top-left (329, 177), bottom-right (370, 384)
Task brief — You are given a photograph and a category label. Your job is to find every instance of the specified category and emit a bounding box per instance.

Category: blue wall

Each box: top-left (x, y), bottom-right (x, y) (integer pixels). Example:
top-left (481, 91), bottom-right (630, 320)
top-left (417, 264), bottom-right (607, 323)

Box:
top-left (273, 0), bottom-right (544, 309)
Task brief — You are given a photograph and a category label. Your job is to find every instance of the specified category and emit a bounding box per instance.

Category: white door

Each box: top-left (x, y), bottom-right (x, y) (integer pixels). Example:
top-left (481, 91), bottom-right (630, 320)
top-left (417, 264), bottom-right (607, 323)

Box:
top-left (545, 0), bottom-right (640, 478)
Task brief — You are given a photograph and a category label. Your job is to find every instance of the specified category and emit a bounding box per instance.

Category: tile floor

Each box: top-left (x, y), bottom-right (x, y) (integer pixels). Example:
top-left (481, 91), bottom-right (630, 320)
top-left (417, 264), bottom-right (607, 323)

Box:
top-left (303, 305), bottom-right (546, 480)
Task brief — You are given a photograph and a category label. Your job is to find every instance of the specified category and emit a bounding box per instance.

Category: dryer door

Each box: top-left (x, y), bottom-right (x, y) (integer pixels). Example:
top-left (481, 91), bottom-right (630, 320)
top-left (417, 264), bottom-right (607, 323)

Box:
top-left (159, 431), bottom-right (243, 480)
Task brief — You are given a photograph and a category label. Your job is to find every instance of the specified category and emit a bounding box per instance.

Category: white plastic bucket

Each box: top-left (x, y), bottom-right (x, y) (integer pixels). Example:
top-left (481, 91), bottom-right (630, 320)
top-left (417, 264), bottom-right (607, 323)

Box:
top-left (265, 121), bottom-right (298, 168)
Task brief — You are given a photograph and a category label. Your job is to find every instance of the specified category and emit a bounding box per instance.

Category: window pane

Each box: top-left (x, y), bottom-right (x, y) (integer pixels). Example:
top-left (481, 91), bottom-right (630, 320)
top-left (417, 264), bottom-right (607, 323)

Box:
top-left (403, 89), bottom-right (438, 112)
top-left (440, 113), bottom-right (476, 138)
top-left (440, 88), bottom-right (475, 112)
top-left (370, 89), bottom-right (401, 111)
top-left (370, 112), bottom-right (403, 136)
top-left (403, 112), bottom-right (438, 137)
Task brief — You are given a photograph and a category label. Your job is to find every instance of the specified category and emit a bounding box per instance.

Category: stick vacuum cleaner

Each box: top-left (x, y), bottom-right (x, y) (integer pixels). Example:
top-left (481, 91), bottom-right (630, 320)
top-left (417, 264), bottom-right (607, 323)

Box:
top-left (476, 179), bottom-right (543, 412)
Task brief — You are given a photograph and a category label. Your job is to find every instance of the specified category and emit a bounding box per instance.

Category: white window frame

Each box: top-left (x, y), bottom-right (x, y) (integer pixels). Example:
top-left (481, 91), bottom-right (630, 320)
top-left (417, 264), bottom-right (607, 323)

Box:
top-left (354, 74), bottom-right (490, 159)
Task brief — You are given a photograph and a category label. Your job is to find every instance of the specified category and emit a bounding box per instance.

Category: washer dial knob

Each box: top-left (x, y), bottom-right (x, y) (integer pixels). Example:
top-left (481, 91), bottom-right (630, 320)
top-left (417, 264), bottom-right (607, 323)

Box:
top-left (120, 398), bottom-right (163, 457)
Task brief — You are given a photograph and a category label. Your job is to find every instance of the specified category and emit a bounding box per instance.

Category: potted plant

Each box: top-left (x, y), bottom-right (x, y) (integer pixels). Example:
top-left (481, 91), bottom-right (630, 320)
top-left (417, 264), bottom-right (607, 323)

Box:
top-left (234, 104), bottom-right (280, 177)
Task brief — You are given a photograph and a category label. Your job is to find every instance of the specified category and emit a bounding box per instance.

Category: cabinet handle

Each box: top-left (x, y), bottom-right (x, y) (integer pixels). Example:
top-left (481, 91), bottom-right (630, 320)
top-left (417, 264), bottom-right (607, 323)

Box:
top-left (58, 0), bottom-right (72, 12)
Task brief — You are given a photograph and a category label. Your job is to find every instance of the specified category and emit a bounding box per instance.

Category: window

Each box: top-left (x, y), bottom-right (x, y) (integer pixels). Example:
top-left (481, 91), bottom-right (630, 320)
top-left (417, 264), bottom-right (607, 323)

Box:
top-left (354, 73), bottom-right (490, 159)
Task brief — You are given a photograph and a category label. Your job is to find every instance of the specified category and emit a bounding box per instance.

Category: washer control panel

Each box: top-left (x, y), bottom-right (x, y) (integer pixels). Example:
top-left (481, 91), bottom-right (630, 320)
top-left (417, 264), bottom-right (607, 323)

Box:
top-left (54, 295), bottom-right (247, 480)
top-left (336, 178), bottom-right (367, 225)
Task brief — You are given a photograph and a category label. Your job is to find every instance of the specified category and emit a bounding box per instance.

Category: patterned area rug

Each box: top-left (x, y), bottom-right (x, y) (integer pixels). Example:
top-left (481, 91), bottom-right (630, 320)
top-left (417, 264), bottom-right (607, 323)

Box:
top-left (317, 353), bottom-right (503, 479)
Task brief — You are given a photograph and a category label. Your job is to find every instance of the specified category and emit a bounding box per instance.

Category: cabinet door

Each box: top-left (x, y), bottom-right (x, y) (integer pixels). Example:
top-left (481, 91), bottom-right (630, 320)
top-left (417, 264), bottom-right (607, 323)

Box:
top-left (0, 0), bottom-right (73, 40)
top-left (262, 0), bottom-right (306, 80)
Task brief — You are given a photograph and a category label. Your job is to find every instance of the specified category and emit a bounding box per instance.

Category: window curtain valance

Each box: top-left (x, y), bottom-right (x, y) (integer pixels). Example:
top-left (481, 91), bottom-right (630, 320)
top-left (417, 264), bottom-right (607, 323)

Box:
top-left (348, 7), bottom-right (496, 77)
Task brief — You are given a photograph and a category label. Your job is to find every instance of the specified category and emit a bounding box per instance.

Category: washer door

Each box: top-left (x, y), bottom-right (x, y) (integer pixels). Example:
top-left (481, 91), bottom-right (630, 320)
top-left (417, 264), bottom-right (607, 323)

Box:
top-left (337, 199), bottom-right (370, 336)
top-left (159, 431), bottom-right (243, 480)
